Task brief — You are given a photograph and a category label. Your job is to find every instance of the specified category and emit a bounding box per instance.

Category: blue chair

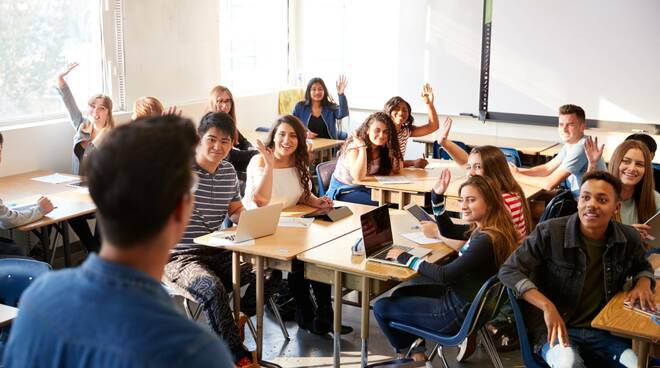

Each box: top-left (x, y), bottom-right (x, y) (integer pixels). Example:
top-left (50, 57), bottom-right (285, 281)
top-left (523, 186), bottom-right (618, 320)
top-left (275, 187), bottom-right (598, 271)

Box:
top-left (371, 275), bottom-right (505, 368)
top-left (337, 131), bottom-right (348, 140)
top-left (0, 258), bottom-right (52, 358)
top-left (255, 126), bottom-right (270, 133)
top-left (506, 288), bottom-right (550, 368)
top-left (653, 162), bottom-right (660, 171)
top-left (315, 160), bottom-right (337, 196)
top-left (499, 147), bottom-right (522, 167)
top-left (432, 140), bottom-right (470, 160)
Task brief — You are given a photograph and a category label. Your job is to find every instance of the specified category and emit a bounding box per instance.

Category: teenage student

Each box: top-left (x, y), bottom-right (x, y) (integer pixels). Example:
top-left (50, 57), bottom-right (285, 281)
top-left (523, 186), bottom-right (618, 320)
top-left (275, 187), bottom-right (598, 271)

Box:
top-left (383, 83), bottom-right (441, 168)
top-left (243, 115), bottom-right (352, 335)
top-left (425, 119), bottom-right (532, 239)
top-left (0, 133), bottom-right (54, 256)
top-left (499, 171), bottom-right (654, 368)
top-left (55, 62), bottom-right (107, 253)
top-left (585, 138), bottom-right (660, 242)
top-left (208, 85), bottom-right (256, 194)
top-left (373, 172), bottom-right (519, 362)
top-left (508, 104), bottom-right (605, 198)
top-left (2, 116), bottom-right (233, 367)
top-left (164, 112), bottom-right (281, 367)
top-left (292, 76), bottom-right (349, 139)
top-left (325, 112), bottom-right (403, 205)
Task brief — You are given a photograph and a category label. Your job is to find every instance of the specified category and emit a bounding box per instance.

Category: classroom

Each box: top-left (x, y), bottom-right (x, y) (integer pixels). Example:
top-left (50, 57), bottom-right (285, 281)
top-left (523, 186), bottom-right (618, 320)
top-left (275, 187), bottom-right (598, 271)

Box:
top-left (1, 0), bottom-right (659, 367)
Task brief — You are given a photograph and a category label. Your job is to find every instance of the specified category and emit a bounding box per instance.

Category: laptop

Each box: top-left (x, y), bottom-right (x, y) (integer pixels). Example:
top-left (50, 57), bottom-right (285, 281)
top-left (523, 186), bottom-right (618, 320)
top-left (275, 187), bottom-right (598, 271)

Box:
top-left (643, 209), bottom-right (660, 247)
top-left (361, 205), bottom-right (432, 266)
top-left (213, 202), bottom-right (283, 243)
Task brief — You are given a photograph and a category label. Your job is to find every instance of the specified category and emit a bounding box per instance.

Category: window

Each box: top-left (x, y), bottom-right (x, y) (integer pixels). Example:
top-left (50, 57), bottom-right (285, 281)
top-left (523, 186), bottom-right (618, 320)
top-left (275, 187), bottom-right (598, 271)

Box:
top-left (0, 0), bottom-right (124, 126)
top-left (219, 0), bottom-right (289, 95)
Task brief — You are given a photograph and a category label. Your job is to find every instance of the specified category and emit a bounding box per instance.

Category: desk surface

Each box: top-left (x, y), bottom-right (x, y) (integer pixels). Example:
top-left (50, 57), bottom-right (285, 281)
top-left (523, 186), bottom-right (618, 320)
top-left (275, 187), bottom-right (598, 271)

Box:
top-left (591, 291), bottom-right (660, 342)
top-left (0, 303), bottom-right (18, 327)
top-left (0, 171), bottom-right (96, 231)
top-left (413, 131), bottom-right (559, 156)
top-left (193, 201), bottom-right (375, 261)
top-left (297, 210), bottom-right (455, 281)
top-left (244, 131), bottom-right (344, 152)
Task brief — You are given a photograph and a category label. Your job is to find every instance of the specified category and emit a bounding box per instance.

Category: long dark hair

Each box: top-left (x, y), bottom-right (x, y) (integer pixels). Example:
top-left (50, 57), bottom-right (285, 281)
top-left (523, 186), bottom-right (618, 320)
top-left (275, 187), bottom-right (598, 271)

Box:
top-left (303, 77), bottom-right (337, 110)
top-left (383, 96), bottom-right (414, 128)
top-left (339, 112), bottom-right (402, 175)
top-left (264, 115), bottom-right (312, 201)
top-left (609, 140), bottom-right (656, 224)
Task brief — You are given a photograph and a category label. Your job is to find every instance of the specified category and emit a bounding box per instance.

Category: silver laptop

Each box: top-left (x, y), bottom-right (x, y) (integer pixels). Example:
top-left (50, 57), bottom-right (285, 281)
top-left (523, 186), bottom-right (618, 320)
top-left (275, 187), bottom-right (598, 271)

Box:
top-left (361, 205), bottom-right (431, 266)
top-left (643, 209), bottom-right (660, 248)
top-left (216, 202), bottom-right (283, 243)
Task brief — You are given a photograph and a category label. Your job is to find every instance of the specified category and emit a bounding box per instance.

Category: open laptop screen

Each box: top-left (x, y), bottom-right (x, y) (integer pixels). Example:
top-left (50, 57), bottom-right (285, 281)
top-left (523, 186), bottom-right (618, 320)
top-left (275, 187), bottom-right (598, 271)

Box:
top-left (360, 205), bottom-right (393, 256)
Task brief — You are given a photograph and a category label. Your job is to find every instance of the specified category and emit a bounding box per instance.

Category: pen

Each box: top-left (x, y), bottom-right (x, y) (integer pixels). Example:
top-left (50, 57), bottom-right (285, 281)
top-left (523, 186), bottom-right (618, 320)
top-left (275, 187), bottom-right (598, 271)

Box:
top-left (411, 225), bottom-right (420, 230)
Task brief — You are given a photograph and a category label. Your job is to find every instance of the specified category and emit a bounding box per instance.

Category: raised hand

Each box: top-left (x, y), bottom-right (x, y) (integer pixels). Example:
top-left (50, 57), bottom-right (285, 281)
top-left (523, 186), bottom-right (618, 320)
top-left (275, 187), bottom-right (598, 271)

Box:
top-left (255, 139), bottom-right (275, 168)
top-left (438, 117), bottom-right (452, 142)
top-left (432, 168), bottom-right (451, 195)
top-left (56, 62), bottom-right (79, 87)
top-left (584, 136), bottom-right (604, 166)
top-left (336, 75), bottom-right (348, 95)
top-left (421, 83), bottom-right (434, 105)
top-left (164, 106), bottom-right (182, 116)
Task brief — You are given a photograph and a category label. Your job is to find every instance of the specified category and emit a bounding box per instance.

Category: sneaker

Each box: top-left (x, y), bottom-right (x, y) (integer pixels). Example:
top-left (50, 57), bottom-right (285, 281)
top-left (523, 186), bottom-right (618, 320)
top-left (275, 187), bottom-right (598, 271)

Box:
top-left (456, 334), bottom-right (477, 362)
top-left (235, 349), bottom-right (258, 367)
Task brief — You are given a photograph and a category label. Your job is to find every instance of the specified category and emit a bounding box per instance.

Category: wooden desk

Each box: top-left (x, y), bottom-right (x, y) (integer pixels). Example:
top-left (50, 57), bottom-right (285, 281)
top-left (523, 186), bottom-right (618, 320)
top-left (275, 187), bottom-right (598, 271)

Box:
top-left (297, 210), bottom-right (455, 367)
top-left (194, 201), bottom-right (375, 366)
top-left (413, 131), bottom-right (560, 158)
top-left (354, 159), bottom-right (466, 209)
top-left (591, 291), bottom-right (660, 368)
top-left (0, 303), bottom-right (18, 327)
top-left (0, 171), bottom-right (96, 266)
top-left (244, 131), bottom-right (344, 163)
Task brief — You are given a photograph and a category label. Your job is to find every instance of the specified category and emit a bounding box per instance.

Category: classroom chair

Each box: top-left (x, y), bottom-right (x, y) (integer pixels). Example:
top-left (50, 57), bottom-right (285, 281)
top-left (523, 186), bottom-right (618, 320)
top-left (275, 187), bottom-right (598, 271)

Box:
top-left (255, 127), bottom-right (270, 133)
top-left (0, 258), bottom-right (52, 359)
top-left (499, 147), bottom-right (522, 167)
top-left (506, 288), bottom-right (550, 368)
top-left (368, 275), bottom-right (505, 368)
top-left (539, 190), bottom-right (577, 223)
top-left (432, 140), bottom-right (470, 160)
top-left (315, 160), bottom-right (338, 196)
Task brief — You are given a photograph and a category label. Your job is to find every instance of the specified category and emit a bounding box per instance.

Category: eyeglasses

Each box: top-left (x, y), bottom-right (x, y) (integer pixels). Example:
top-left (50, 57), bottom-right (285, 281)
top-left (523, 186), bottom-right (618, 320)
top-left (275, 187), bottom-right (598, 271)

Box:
top-left (189, 173), bottom-right (199, 193)
top-left (216, 99), bottom-right (232, 105)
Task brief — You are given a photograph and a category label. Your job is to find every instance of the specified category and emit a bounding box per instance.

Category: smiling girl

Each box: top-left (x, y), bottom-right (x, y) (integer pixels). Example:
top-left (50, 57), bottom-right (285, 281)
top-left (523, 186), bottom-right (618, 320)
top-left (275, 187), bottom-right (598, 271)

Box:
top-left (292, 76), bottom-right (349, 139)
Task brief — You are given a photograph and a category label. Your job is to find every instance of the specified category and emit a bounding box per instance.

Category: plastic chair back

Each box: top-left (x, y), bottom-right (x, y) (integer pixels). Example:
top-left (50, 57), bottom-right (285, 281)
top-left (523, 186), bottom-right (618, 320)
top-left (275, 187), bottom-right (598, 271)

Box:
top-left (432, 140), bottom-right (470, 160)
top-left (315, 160), bottom-right (337, 196)
top-left (0, 258), bottom-right (51, 307)
top-left (506, 288), bottom-right (550, 368)
top-left (499, 147), bottom-right (522, 167)
top-left (539, 190), bottom-right (577, 223)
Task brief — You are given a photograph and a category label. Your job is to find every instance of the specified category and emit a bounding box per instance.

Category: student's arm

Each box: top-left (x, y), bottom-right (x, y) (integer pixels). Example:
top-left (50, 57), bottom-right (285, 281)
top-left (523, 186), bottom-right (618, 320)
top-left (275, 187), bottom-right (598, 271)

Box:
top-left (437, 117), bottom-right (469, 166)
top-left (0, 197), bottom-right (53, 230)
top-left (515, 154), bottom-right (562, 177)
top-left (228, 200), bottom-right (245, 224)
top-left (346, 133), bottom-right (368, 181)
top-left (409, 84), bottom-right (440, 138)
top-left (334, 75), bottom-right (349, 120)
top-left (300, 192), bottom-right (333, 209)
top-left (246, 143), bottom-right (274, 207)
top-left (583, 136), bottom-right (604, 173)
top-left (511, 164), bottom-right (570, 191)
top-left (430, 192), bottom-right (470, 240)
top-left (55, 63), bottom-right (86, 130)
top-left (521, 288), bottom-right (570, 347)
top-left (623, 229), bottom-right (656, 311)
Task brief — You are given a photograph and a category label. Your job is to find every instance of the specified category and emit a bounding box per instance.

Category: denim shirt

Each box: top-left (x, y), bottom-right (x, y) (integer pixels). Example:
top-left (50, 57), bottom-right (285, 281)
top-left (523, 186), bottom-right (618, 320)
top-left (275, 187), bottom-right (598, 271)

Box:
top-left (291, 94), bottom-right (349, 139)
top-left (499, 213), bottom-right (654, 348)
top-left (2, 254), bottom-right (232, 368)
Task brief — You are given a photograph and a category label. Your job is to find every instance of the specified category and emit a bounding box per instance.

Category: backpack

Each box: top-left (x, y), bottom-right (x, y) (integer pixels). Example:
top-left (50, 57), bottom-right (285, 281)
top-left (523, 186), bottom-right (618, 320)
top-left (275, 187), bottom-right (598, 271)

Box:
top-left (539, 190), bottom-right (577, 223)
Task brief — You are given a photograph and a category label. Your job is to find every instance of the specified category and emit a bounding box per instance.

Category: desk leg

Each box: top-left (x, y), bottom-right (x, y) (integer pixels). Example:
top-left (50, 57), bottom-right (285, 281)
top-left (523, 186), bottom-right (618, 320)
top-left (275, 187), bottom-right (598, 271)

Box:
top-left (361, 276), bottom-right (370, 368)
top-left (333, 270), bottom-right (343, 368)
top-left (60, 222), bottom-right (71, 267)
top-left (633, 339), bottom-right (649, 368)
top-left (378, 190), bottom-right (386, 207)
top-left (425, 143), bottom-right (433, 158)
top-left (232, 252), bottom-right (241, 323)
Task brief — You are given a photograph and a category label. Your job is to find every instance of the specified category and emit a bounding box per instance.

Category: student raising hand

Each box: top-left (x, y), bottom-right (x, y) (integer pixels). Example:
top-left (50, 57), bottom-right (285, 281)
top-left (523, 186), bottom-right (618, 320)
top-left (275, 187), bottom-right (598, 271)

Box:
top-left (584, 136), bottom-right (605, 172)
top-left (55, 62), bottom-right (79, 88)
top-left (421, 83), bottom-right (434, 105)
top-left (336, 75), bottom-right (348, 95)
top-left (432, 168), bottom-right (452, 195)
top-left (255, 139), bottom-right (275, 168)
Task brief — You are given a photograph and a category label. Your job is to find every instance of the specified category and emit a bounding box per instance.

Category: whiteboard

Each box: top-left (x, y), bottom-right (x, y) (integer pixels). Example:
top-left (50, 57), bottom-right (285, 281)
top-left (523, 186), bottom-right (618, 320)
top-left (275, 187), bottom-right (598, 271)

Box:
top-left (489, 0), bottom-right (660, 125)
top-left (297, 0), bottom-right (483, 116)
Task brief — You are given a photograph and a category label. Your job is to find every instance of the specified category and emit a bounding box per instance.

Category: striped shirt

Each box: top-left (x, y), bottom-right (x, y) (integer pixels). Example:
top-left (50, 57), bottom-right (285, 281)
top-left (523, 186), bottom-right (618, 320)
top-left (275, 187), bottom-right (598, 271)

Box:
top-left (397, 125), bottom-right (412, 158)
top-left (501, 192), bottom-right (527, 237)
top-left (173, 161), bottom-right (241, 251)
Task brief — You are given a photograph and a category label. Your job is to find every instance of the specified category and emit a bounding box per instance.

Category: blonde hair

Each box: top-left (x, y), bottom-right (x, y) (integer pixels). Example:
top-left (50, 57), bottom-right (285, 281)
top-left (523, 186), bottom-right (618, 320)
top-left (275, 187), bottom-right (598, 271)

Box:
top-left (208, 85), bottom-right (236, 123)
top-left (87, 94), bottom-right (115, 129)
top-left (132, 96), bottom-right (164, 119)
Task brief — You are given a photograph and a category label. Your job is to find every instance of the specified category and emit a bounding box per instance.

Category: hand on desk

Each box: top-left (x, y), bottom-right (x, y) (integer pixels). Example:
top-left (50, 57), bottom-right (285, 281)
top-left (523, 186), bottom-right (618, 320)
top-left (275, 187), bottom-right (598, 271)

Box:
top-left (420, 221), bottom-right (440, 239)
top-left (315, 196), bottom-right (333, 209)
top-left (386, 247), bottom-right (406, 261)
top-left (625, 277), bottom-right (656, 312)
top-left (412, 155), bottom-right (428, 169)
top-left (630, 223), bottom-right (651, 240)
top-left (38, 197), bottom-right (54, 215)
top-left (306, 130), bottom-right (318, 139)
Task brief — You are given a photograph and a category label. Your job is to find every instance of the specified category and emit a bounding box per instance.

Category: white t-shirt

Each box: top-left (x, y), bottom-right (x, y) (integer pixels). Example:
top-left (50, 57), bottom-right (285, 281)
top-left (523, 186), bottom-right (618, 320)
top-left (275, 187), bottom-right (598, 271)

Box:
top-left (619, 190), bottom-right (660, 225)
top-left (243, 160), bottom-right (307, 210)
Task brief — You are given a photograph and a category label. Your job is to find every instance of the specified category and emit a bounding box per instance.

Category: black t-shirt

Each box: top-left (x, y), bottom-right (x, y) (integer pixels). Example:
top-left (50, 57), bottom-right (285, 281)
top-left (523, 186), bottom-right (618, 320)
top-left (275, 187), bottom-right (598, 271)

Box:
top-left (308, 115), bottom-right (331, 139)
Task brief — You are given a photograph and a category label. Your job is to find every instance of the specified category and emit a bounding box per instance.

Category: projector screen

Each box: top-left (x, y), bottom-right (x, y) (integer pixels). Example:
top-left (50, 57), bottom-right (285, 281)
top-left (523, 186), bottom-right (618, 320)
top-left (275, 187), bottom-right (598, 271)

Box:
top-left (488, 0), bottom-right (660, 125)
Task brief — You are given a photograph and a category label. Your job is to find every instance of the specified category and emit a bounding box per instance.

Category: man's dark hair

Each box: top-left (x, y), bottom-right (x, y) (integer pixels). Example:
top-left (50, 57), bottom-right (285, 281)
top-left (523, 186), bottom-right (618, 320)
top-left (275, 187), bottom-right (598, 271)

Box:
top-left (84, 115), bottom-right (199, 247)
top-left (580, 170), bottom-right (623, 201)
top-left (559, 104), bottom-right (586, 123)
top-left (0, 132), bottom-right (3, 146)
top-left (198, 111), bottom-right (235, 138)
top-left (625, 133), bottom-right (657, 155)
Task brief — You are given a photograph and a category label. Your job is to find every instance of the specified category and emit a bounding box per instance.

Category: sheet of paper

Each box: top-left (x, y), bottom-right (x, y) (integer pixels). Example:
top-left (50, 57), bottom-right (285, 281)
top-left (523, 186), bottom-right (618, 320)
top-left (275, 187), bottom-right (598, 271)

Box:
top-left (204, 233), bottom-right (255, 247)
top-left (7, 203), bottom-right (38, 212)
top-left (278, 217), bottom-right (314, 228)
top-left (31, 173), bottom-right (79, 184)
top-left (375, 175), bottom-right (412, 184)
top-left (401, 232), bottom-right (439, 245)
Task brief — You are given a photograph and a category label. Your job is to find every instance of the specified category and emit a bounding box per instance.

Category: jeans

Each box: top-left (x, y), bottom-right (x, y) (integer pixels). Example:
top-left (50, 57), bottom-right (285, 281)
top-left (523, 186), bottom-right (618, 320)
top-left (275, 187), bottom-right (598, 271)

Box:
top-left (326, 176), bottom-right (378, 206)
top-left (373, 284), bottom-right (469, 353)
top-left (288, 259), bottom-right (332, 323)
top-left (540, 328), bottom-right (636, 368)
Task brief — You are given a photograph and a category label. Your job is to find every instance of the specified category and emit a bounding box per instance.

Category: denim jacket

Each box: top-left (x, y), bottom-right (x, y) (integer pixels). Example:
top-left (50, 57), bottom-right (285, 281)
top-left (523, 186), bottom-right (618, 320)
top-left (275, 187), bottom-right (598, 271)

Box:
top-left (2, 254), bottom-right (232, 367)
top-left (498, 213), bottom-right (655, 348)
top-left (55, 83), bottom-right (94, 175)
top-left (291, 94), bottom-right (349, 139)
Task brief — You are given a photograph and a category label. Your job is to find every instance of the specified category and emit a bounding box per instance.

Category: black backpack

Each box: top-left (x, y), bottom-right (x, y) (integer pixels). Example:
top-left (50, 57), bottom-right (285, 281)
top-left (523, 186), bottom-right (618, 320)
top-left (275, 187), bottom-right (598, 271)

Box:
top-left (539, 190), bottom-right (577, 223)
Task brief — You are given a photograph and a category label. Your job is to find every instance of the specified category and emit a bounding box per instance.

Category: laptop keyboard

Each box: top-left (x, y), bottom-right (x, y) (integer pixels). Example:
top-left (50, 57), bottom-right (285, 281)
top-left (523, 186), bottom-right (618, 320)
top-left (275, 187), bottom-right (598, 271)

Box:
top-left (223, 234), bottom-right (236, 241)
top-left (372, 245), bottom-right (411, 260)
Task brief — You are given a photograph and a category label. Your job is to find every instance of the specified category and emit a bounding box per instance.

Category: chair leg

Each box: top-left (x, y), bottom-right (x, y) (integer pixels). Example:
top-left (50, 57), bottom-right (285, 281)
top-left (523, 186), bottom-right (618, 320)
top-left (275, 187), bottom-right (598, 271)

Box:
top-left (478, 327), bottom-right (504, 368)
top-left (246, 316), bottom-right (257, 341)
top-left (405, 338), bottom-right (423, 358)
top-left (182, 298), bottom-right (195, 319)
top-left (437, 345), bottom-right (450, 368)
top-left (268, 296), bottom-right (290, 340)
top-left (427, 343), bottom-right (439, 362)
